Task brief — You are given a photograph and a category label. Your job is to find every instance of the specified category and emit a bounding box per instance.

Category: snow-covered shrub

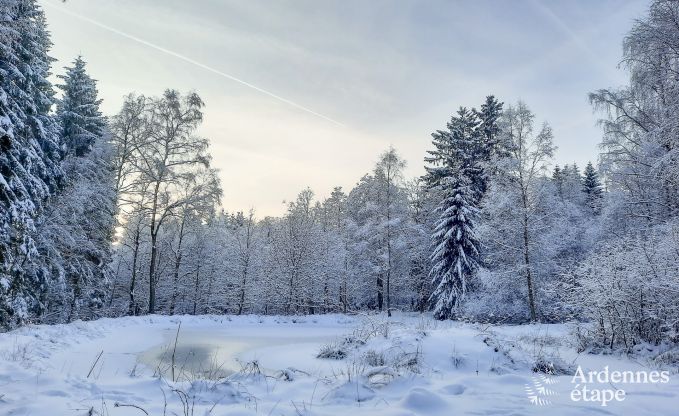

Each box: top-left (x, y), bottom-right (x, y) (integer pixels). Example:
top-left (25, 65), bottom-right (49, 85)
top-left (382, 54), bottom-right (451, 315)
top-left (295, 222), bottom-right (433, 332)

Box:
top-left (317, 342), bottom-right (348, 360)
top-left (323, 381), bottom-right (375, 403)
top-left (451, 344), bottom-right (466, 368)
top-left (392, 348), bottom-right (422, 374)
top-left (236, 360), bottom-right (262, 376)
top-left (461, 268), bottom-right (531, 323)
top-left (570, 221), bottom-right (679, 349)
top-left (653, 348), bottom-right (679, 371)
top-left (2, 339), bottom-right (33, 365)
top-left (362, 349), bottom-right (386, 366)
top-left (531, 355), bottom-right (574, 375)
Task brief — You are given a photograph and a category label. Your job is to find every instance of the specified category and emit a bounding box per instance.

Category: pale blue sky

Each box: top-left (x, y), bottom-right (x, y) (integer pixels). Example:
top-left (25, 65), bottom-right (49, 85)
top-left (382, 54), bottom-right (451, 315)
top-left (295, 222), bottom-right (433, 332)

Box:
top-left (41, 0), bottom-right (649, 215)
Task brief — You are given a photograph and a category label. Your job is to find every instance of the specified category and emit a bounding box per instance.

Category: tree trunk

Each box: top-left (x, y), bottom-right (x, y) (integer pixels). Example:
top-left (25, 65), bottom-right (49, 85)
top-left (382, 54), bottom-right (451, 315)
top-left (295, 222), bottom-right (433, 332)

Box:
top-left (386, 243), bottom-right (392, 317)
top-left (521, 189), bottom-right (537, 322)
top-left (377, 275), bottom-right (384, 311)
top-left (148, 181), bottom-right (161, 314)
top-left (237, 265), bottom-right (247, 315)
top-left (128, 229), bottom-right (140, 316)
top-left (169, 216), bottom-right (186, 315)
top-left (148, 229), bottom-right (158, 314)
top-left (192, 262), bottom-right (202, 315)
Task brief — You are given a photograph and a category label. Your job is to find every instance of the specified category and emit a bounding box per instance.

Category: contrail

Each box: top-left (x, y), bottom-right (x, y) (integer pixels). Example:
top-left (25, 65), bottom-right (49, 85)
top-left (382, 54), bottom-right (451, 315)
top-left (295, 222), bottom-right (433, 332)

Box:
top-left (528, 0), bottom-right (613, 79)
top-left (43, 1), bottom-right (345, 127)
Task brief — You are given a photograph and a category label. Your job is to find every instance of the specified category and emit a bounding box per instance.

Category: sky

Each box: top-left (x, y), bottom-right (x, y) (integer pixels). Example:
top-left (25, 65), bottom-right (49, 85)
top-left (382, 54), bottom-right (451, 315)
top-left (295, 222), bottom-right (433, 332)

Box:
top-left (40, 0), bottom-right (650, 216)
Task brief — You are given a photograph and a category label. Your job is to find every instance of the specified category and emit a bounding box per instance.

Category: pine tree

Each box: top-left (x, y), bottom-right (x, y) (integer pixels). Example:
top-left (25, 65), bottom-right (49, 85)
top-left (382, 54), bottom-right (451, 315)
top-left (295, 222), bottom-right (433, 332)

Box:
top-left (57, 56), bottom-right (106, 157)
top-left (582, 162), bottom-right (603, 214)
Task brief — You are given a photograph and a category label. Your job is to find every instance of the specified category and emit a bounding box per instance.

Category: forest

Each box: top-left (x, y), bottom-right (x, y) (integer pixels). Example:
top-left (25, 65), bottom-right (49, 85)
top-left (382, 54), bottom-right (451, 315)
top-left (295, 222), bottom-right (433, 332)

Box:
top-left (1, 0), bottom-right (679, 357)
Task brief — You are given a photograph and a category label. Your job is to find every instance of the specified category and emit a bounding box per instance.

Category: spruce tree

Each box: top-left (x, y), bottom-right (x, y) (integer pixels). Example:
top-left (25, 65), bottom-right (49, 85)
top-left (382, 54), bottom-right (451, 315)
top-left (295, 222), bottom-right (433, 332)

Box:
top-left (582, 161), bottom-right (603, 214)
top-left (36, 55), bottom-right (115, 322)
top-left (561, 163), bottom-right (584, 205)
top-left (474, 96), bottom-right (505, 158)
top-left (472, 95), bottom-right (504, 196)
top-left (0, 0), bottom-right (62, 328)
top-left (429, 175), bottom-right (479, 319)
top-left (425, 107), bottom-right (482, 319)
top-left (425, 107), bottom-right (481, 191)
top-left (57, 56), bottom-right (106, 157)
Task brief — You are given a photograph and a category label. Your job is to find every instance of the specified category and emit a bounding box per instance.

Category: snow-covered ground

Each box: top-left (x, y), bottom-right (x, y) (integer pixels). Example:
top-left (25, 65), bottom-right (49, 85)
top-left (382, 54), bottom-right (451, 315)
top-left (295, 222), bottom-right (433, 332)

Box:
top-left (0, 313), bottom-right (676, 415)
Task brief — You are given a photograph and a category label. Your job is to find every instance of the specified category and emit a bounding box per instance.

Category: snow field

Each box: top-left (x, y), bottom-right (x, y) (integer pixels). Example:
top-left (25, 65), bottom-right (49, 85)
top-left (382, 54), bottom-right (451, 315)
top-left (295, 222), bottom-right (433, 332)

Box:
top-left (0, 313), bottom-right (677, 415)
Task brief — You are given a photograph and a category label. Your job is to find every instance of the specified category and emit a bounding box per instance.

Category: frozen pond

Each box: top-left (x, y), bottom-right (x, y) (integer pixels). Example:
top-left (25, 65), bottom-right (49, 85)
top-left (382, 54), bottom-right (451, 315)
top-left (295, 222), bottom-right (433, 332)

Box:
top-left (139, 328), bottom-right (335, 380)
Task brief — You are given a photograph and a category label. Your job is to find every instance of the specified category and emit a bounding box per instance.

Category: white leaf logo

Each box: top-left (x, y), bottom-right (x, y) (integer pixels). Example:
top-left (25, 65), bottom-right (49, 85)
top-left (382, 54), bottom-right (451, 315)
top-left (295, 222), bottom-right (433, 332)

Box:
top-left (525, 374), bottom-right (559, 406)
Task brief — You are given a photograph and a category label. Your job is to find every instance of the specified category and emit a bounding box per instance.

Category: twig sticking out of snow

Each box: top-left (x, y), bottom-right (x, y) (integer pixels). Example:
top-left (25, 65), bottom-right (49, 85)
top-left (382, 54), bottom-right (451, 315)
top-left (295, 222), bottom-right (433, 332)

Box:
top-left (86, 350), bottom-right (103, 378)
top-left (171, 322), bottom-right (182, 382)
top-left (114, 402), bottom-right (149, 415)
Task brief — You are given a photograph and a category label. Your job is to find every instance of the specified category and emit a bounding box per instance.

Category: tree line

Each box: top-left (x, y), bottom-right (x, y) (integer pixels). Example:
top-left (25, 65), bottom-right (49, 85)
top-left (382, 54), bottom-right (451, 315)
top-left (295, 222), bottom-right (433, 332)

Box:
top-left (1, 0), bottom-right (678, 351)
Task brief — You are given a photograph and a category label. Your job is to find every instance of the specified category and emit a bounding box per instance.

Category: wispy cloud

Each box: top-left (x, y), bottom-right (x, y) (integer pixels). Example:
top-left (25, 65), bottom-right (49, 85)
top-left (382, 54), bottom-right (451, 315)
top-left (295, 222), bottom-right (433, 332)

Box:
top-left (43, 0), bottom-right (346, 127)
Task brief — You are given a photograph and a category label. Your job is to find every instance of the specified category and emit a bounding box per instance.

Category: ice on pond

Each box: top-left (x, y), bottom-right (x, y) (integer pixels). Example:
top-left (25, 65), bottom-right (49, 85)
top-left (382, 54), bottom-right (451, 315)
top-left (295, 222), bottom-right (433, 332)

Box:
top-left (139, 332), bottom-right (249, 380)
top-left (138, 328), bottom-right (333, 380)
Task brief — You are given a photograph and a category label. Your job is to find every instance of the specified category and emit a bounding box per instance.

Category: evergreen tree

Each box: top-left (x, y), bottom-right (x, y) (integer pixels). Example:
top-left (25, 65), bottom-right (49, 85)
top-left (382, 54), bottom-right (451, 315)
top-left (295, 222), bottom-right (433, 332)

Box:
top-left (35, 55), bottom-right (115, 322)
top-left (57, 56), bottom-right (106, 157)
top-left (561, 163), bottom-right (584, 205)
top-left (425, 107), bottom-right (482, 319)
top-left (552, 165), bottom-right (563, 197)
top-left (474, 96), bottom-right (504, 154)
top-left (0, 0), bottom-right (62, 329)
top-left (469, 96), bottom-right (503, 198)
top-left (429, 175), bottom-right (479, 319)
top-left (425, 107), bottom-right (481, 191)
top-left (474, 95), bottom-right (506, 181)
top-left (582, 161), bottom-right (603, 214)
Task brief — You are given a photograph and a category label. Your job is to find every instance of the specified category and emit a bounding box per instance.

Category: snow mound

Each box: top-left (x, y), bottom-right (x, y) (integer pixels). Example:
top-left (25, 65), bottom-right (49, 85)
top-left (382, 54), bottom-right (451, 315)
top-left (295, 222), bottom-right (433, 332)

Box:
top-left (401, 387), bottom-right (449, 411)
top-left (441, 383), bottom-right (466, 395)
top-left (324, 381), bottom-right (375, 403)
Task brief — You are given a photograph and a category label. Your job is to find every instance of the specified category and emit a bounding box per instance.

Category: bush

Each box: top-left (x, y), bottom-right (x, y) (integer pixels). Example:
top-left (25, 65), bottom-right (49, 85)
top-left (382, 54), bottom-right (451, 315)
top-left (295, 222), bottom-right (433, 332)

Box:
top-left (317, 342), bottom-right (348, 360)
top-left (569, 222), bottom-right (679, 349)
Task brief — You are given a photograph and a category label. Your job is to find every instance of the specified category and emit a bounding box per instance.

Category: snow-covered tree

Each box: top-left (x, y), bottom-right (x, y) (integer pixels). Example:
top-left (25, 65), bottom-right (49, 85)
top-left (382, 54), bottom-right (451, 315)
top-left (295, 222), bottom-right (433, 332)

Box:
top-left (0, 0), bottom-right (63, 328)
top-left (582, 162), bottom-right (603, 214)
top-left (570, 220), bottom-right (679, 347)
top-left (131, 90), bottom-right (211, 314)
top-left (57, 56), bottom-right (105, 157)
top-left (322, 187), bottom-right (350, 312)
top-left (34, 55), bottom-right (116, 322)
top-left (270, 188), bottom-right (320, 314)
top-left (347, 148), bottom-right (411, 315)
top-left (38, 138), bottom-right (116, 322)
top-left (162, 168), bottom-right (221, 314)
top-left (404, 178), bottom-right (434, 312)
top-left (590, 0), bottom-right (679, 223)
top-left (230, 210), bottom-right (259, 315)
top-left (473, 95), bottom-right (505, 192)
top-left (480, 102), bottom-right (556, 322)
top-left (110, 94), bottom-right (148, 205)
top-left (430, 175), bottom-right (479, 319)
top-left (425, 107), bottom-right (482, 319)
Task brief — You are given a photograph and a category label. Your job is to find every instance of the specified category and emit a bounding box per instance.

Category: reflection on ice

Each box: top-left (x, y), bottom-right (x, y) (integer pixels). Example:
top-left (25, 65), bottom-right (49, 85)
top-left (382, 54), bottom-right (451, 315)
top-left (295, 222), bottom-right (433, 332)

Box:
top-left (138, 329), bottom-right (331, 380)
